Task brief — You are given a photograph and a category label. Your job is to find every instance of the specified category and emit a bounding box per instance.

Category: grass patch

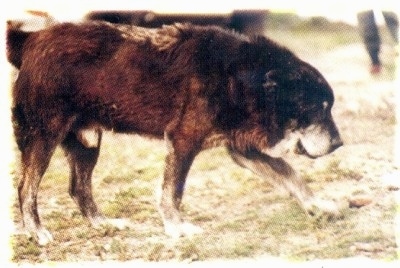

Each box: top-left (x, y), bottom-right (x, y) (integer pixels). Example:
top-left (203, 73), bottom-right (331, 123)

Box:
top-left (176, 236), bottom-right (262, 260)
top-left (102, 186), bottom-right (157, 220)
top-left (100, 164), bottom-right (163, 184)
top-left (134, 165), bottom-right (163, 182)
top-left (303, 159), bottom-right (363, 183)
top-left (12, 237), bottom-right (42, 262)
top-left (192, 148), bottom-right (229, 172)
top-left (114, 187), bottom-right (152, 200)
top-left (102, 176), bottom-right (133, 184)
top-left (143, 239), bottom-right (201, 262)
top-left (176, 239), bottom-right (201, 261)
top-left (43, 211), bottom-right (86, 232)
top-left (109, 238), bottom-right (129, 261)
top-left (260, 205), bottom-right (310, 235)
top-left (265, 13), bottom-right (360, 56)
top-left (146, 243), bottom-right (169, 261)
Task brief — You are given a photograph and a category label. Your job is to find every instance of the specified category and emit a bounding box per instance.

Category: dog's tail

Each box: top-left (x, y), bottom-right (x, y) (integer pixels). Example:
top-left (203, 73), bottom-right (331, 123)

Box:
top-left (6, 21), bottom-right (32, 69)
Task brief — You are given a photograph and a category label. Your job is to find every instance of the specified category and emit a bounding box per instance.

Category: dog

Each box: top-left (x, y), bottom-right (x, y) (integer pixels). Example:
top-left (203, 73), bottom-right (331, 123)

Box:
top-left (7, 21), bottom-right (343, 245)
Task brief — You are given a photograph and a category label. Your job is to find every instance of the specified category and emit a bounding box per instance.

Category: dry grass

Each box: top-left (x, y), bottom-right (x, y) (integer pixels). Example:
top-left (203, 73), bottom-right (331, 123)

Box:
top-left (10, 16), bottom-right (399, 263)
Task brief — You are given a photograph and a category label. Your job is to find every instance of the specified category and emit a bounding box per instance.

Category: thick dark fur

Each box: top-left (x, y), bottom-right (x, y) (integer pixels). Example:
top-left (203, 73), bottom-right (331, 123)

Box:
top-left (7, 21), bottom-right (342, 244)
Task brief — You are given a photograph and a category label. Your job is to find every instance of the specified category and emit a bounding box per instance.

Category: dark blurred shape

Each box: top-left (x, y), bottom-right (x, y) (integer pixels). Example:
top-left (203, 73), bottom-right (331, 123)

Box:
top-left (357, 10), bottom-right (399, 75)
top-left (85, 10), bottom-right (268, 35)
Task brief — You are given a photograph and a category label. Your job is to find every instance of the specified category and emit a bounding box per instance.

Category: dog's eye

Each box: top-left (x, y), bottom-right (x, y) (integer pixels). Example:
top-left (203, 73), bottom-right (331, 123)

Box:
top-left (312, 102), bottom-right (329, 121)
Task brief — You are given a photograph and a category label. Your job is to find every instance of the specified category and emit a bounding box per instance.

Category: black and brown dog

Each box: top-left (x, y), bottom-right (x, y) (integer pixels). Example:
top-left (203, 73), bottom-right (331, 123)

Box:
top-left (7, 21), bottom-right (343, 245)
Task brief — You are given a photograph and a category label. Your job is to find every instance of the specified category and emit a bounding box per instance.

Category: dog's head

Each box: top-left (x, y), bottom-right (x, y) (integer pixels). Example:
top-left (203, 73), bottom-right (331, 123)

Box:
top-left (264, 63), bottom-right (343, 158)
top-left (225, 36), bottom-right (343, 158)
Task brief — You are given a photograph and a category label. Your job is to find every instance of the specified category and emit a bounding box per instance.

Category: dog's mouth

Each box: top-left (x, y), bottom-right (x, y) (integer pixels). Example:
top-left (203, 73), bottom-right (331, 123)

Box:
top-left (295, 140), bottom-right (317, 159)
top-left (295, 140), bottom-right (306, 155)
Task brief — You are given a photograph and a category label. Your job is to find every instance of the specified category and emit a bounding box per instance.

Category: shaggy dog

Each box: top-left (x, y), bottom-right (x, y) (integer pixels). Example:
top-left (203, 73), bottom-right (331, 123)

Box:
top-left (7, 21), bottom-right (343, 245)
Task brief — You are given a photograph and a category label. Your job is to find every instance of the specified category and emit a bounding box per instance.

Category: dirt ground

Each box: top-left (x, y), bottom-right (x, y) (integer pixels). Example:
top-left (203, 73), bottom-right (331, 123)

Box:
top-left (7, 28), bottom-right (400, 266)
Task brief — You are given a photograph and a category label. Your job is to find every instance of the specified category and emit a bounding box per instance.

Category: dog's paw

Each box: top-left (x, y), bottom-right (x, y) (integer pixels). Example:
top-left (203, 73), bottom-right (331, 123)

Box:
top-left (164, 221), bottom-right (203, 239)
top-left (13, 223), bottom-right (54, 246)
top-left (15, 226), bottom-right (54, 246)
top-left (180, 222), bottom-right (204, 236)
top-left (103, 218), bottom-right (133, 230)
top-left (36, 228), bottom-right (54, 246)
top-left (304, 198), bottom-right (343, 220)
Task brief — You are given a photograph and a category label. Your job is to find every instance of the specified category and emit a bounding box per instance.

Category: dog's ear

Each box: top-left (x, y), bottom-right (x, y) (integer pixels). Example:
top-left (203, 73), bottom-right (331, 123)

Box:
top-left (225, 38), bottom-right (273, 108)
top-left (228, 68), bottom-right (275, 110)
top-left (263, 69), bottom-right (290, 103)
top-left (262, 70), bottom-right (285, 113)
top-left (263, 70), bottom-right (278, 92)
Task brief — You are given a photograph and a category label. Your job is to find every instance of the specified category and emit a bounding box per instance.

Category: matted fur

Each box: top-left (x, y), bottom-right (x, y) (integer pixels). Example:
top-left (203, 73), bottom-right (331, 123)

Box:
top-left (7, 21), bottom-right (342, 245)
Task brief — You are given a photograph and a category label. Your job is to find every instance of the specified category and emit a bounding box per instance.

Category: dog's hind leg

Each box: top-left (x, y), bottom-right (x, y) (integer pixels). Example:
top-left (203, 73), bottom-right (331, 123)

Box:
top-left (61, 129), bottom-right (131, 230)
top-left (16, 117), bottom-right (74, 246)
top-left (61, 130), bottom-right (103, 225)
top-left (228, 148), bottom-right (341, 219)
top-left (18, 139), bottom-right (57, 245)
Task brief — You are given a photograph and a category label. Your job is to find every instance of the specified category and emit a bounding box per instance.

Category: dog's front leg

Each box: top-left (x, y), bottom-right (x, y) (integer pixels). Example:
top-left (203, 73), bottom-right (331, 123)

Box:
top-left (228, 148), bottom-right (341, 219)
top-left (157, 132), bottom-right (203, 238)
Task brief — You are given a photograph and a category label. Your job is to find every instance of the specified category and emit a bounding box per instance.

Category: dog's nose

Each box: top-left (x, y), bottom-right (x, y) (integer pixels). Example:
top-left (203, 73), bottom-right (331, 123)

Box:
top-left (330, 136), bottom-right (343, 152)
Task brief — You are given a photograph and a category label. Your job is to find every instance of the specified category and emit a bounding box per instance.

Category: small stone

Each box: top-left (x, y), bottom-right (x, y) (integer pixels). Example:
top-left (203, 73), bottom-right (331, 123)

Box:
top-left (348, 195), bottom-right (373, 208)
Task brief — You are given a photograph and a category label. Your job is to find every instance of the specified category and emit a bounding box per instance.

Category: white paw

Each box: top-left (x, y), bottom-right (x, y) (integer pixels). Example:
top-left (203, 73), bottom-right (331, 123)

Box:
top-left (17, 226), bottom-right (54, 246)
top-left (103, 218), bottom-right (132, 230)
top-left (164, 221), bottom-right (203, 238)
top-left (36, 228), bottom-right (54, 246)
top-left (180, 222), bottom-right (204, 236)
top-left (304, 198), bottom-right (342, 219)
top-left (89, 216), bottom-right (107, 229)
